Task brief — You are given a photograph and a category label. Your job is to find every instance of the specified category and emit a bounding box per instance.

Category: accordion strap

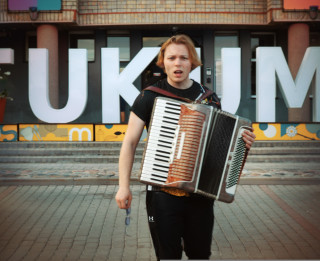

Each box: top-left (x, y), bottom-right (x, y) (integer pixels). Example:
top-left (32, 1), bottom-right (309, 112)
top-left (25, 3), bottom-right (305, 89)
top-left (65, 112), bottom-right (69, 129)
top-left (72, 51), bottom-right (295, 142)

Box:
top-left (144, 86), bottom-right (213, 104)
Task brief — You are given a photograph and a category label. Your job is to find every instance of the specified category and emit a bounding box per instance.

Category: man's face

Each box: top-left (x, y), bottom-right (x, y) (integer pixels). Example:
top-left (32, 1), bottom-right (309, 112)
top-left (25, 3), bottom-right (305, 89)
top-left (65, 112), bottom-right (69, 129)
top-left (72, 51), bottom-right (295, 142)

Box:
top-left (163, 43), bottom-right (192, 89)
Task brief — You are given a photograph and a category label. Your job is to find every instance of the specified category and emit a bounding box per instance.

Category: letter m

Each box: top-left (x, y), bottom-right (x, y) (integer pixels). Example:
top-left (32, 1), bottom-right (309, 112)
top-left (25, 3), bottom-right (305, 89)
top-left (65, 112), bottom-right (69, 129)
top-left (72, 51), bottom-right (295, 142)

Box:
top-left (256, 47), bottom-right (320, 122)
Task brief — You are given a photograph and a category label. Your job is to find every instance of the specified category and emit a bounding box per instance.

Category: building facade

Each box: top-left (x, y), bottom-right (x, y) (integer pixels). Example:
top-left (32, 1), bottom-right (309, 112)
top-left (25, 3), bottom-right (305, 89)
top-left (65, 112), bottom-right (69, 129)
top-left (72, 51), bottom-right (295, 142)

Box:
top-left (0, 0), bottom-right (319, 129)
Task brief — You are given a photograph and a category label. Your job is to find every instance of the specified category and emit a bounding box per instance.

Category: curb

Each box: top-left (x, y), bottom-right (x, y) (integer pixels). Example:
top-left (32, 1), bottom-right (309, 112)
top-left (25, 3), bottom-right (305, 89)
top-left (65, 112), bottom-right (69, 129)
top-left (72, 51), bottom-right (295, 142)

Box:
top-left (1, 177), bottom-right (319, 186)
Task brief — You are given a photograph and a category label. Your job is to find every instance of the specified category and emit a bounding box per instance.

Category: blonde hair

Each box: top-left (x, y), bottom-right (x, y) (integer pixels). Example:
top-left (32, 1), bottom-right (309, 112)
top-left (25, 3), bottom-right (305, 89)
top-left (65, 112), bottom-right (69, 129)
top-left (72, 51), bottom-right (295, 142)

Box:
top-left (156, 34), bottom-right (202, 71)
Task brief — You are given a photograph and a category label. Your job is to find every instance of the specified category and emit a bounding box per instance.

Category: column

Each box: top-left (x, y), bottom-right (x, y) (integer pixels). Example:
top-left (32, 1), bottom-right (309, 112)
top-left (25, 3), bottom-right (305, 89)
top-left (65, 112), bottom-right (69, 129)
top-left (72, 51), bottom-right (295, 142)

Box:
top-left (37, 24), bottom-right (59, 108)
top-left (288, 23), bottom-right (310, 122)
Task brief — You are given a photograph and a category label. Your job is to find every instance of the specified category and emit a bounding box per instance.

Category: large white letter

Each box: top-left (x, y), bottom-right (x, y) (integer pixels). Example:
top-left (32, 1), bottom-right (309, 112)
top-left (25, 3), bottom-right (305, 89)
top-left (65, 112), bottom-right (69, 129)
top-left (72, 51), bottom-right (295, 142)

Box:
top-left (0, 48), bottom-right (14, 64)
top-left (220, 48), bottom-right (241, 113)
top-left (256, 47), bottom-right (320, 122)
top-left (101, 47), bottom-right (160, 123)
top-left (29, 49), bottom-right (88, 123)
top-left (190, 48), bottom-right (201, 83)
top-left (101, 47), bottom-right (201, 124)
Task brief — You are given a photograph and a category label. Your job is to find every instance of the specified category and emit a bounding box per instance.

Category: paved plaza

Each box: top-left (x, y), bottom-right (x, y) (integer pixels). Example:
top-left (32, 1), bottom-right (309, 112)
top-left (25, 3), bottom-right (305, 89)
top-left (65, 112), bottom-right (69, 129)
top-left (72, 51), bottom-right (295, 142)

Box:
top-left (0, 162), bottom-right (319, 260)
top-left (0, 184), bottom-right (319, 261)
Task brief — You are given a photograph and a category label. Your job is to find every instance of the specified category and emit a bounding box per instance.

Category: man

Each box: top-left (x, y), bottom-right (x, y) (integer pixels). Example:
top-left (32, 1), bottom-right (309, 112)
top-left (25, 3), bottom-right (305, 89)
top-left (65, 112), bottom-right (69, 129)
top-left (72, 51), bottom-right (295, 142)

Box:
top-left (115, 34), bottom-right (256, 260)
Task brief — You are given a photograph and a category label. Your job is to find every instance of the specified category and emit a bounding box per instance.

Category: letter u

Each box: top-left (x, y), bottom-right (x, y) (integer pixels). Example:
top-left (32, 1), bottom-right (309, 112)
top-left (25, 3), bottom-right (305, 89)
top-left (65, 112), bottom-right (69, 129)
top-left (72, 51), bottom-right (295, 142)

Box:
top-left (28, 49), bottom-right (88, 123)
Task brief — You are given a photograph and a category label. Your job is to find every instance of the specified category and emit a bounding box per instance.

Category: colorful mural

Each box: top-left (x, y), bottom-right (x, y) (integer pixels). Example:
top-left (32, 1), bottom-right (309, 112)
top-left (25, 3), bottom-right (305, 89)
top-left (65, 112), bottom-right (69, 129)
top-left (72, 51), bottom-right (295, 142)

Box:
top-left (1, 123), bottom-right (319, 142)
top-left (0, 125), bottom-right (18, 142)
top-left (95, 124), bottom-right (147, 142)
top-left (253, 123), bottom-right (320, 141)
top-left (19, 124), bottom-right (94, 141)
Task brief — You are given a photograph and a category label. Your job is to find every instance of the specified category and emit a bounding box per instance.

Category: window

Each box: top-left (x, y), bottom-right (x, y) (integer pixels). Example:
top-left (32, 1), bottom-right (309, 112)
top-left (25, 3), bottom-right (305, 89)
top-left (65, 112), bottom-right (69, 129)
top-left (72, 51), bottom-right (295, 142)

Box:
top-left (214, 34), bottom-right (239, 96)
top-left (77, 39), bottom-right (95, 62)
top-left (107, 36), bottom-right (130, 61)
top-left (25, 31), bottom-right (37, 61)
top-left (143, 37), bottom-right (168, 47)
top-left (70, 33), bottom-right (95, 62)
top-left (310, 32), bottom-right (320, 46)
top-left (251, 33), bottom-right (275, 96)
top-left (141, 36), bottom-right (169, 88)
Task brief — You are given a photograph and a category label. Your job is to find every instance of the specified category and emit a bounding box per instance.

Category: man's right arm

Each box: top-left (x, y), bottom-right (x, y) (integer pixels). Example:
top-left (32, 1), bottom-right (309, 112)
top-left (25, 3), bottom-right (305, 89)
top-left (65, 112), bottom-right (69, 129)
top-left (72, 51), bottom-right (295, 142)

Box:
top-left (115, 112), bottom-right (145, 209)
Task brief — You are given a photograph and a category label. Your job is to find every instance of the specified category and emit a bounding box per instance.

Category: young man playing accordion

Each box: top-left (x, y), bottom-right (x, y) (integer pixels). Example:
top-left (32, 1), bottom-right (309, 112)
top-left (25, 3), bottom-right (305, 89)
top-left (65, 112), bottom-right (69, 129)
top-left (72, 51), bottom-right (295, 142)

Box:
top-left (115, 34), bottom-right (256, 260)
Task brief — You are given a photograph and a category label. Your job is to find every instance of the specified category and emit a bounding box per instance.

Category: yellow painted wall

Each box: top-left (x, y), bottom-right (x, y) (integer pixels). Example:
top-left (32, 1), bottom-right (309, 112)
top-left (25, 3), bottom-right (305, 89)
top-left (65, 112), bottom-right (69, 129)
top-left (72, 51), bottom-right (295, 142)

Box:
top-left (0, 125), bottom-right (18, 141)
top-left (95, 124), bottom-right (147, 142)
top-left (1, 123), bottom-right (319, 142)
top-left (253, 123), bottom-right (320, 141)
top-left (19, 124), bottom-right (94, 141)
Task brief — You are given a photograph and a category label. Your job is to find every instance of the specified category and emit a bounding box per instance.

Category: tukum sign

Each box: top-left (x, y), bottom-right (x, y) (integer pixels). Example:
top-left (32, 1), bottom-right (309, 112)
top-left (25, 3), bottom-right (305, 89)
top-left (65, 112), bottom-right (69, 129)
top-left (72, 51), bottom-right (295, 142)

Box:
top-left (1, 47), bottom-right (320, 123)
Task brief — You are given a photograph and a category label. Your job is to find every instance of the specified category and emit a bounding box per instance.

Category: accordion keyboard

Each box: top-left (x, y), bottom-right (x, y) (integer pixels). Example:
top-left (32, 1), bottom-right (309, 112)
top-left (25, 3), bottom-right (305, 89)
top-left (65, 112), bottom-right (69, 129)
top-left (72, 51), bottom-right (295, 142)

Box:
top-left (140, 99), bottom-right (181, 184)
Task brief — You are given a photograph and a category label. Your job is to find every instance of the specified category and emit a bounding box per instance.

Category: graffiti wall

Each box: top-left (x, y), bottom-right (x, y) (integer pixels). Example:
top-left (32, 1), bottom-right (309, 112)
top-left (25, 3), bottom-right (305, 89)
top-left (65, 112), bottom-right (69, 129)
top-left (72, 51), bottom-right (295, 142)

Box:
top-left (0, 123), bottom-right (319, 142)
top-left (19, 124), bottom-right (94, 141)
top-left (253, 123), bottom-right (320, 141)
top-left (0, 125), bottom-right (18, 141)
top-left (95, 124), bottom-right (147, 142)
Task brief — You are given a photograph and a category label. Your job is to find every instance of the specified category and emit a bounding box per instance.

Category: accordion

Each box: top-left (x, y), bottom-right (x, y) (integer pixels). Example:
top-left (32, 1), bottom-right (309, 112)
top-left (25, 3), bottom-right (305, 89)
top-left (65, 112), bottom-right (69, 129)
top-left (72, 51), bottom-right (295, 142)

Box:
top-left (139, 97), bottom-right (252, 203)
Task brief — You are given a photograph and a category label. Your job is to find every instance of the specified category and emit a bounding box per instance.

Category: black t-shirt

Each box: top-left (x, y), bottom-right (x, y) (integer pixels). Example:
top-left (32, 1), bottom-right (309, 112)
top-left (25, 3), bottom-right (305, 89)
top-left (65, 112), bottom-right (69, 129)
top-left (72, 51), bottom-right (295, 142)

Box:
top-left (131, 78), bottom-right (221, 130)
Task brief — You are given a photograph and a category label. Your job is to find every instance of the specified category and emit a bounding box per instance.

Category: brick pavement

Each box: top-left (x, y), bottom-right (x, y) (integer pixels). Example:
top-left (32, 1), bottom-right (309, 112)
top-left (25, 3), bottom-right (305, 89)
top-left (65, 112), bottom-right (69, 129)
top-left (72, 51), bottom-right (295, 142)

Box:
top-left (0, 184), bottom-right (319, 261)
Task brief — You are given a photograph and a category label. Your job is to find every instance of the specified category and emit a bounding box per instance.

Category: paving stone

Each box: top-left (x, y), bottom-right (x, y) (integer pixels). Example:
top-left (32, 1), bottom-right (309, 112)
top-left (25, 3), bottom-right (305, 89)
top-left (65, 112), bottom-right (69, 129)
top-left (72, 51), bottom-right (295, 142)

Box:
top-left (0, 181), bottom-right (319, 260)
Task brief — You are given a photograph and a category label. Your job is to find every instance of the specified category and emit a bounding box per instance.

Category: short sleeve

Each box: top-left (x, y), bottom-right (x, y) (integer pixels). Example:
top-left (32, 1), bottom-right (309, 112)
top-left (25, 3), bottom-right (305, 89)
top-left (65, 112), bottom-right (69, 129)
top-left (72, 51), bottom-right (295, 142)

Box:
top-left (130, 90), bottom-right (158, 129)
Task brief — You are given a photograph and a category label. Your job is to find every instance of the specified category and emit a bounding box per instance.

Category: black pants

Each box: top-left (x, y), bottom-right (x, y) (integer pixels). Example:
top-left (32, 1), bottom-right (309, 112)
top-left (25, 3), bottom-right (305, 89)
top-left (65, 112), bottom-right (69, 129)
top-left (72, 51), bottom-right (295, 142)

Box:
top-left (146, 190), bottom-right (214, 260)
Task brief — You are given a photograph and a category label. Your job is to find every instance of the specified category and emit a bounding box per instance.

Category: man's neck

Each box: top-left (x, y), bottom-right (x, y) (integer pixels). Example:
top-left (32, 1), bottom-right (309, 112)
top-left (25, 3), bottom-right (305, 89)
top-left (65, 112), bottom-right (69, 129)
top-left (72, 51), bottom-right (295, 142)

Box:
top-left (167, 78), bottom-right (193, 90)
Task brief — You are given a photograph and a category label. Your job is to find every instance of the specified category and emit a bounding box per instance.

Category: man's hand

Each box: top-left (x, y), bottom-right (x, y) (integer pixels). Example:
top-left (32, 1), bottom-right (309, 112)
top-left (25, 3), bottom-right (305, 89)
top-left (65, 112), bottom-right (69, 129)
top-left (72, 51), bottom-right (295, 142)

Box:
top-left (115, 187), bottom-right (132, 209)
top-left (242, 128), bottom-right (256, 150)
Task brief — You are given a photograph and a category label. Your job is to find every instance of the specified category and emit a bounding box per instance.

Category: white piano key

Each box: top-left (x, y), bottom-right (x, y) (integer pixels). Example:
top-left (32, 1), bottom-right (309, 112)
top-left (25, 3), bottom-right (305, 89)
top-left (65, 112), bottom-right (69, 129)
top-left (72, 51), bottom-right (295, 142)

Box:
top-left (156, 99), bottom-right (181, 108)
top-left (141, 168), bottom-right (168, 180)
top-left (144, 150), bottom-right (171, 161)
top-left (145, 144), bottom-right (172, 154)
top-left (154, 107), bottom-right (181, 116)
top-left (140, 175), bottom-right (166, 184)
top-left (149, 127), bottom-right (176, 136)
top-left (154, 102), bottom-right (181, 110)
top-left (147, 132), bottom-right (175, 141)
top-left (145, 142), bottom-right (172, 152)
top-left (146, 140), bottom-right (175, 154)
top-left (141, 164), bottom-right (169, 174)
top-left (153, 108), bottom-right (181, 118)
top-left (142, 162), bottom-right (169, 173)
top-left (144, 152), bottom-right (171, 162)
top-left (148, 125), bottom-right (177, 135)
top-left (148, 133), bottom-right (175, 144)
top-left (152, 117), bottom-right (179, 126)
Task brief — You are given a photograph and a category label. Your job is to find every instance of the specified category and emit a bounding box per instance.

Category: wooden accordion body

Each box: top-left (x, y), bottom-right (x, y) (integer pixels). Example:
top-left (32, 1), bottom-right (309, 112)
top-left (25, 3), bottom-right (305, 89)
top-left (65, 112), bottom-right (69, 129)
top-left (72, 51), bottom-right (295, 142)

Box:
top-left (139, 97), bottom-right (252, 203)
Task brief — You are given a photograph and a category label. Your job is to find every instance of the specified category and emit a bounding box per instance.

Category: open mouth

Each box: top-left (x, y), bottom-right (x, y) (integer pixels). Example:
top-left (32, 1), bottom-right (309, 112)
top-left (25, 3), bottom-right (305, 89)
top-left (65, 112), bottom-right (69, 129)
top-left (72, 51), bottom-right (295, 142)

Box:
top-left (174, 70), bottom-right (183, 76)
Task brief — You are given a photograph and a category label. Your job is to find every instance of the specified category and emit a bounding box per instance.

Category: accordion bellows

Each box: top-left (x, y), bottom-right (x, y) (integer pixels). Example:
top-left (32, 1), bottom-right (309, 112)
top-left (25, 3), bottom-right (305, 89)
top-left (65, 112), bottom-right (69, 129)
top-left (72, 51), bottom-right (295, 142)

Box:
top-left (139, 97), bottom-right (252, 203)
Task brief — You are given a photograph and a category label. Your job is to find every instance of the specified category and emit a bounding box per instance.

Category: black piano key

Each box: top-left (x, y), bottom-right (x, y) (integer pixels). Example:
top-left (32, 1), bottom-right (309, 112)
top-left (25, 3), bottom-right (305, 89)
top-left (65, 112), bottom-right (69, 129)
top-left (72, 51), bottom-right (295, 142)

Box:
top-left (158, 139), bottom-right (173, 145)
top-left (142, 167), bottom-right (168, 178)
top-left (150, 177), bottom-right (167, 183)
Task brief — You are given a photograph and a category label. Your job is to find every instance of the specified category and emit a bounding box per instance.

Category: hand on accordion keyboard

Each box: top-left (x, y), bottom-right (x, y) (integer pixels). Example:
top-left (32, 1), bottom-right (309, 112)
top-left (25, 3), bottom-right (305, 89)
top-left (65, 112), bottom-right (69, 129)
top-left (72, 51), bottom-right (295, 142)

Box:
top-left (241, 128), bottom-right (256, 150)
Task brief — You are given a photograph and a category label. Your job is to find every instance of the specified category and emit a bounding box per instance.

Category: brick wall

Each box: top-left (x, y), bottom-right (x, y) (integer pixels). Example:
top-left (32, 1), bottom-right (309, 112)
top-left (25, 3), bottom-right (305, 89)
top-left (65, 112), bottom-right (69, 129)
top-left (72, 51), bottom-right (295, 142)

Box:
top-left (0, 0), bottom-right (77, 23)
top-left (77, 0), bottom-right (268, 25)
top-left (0, 0), bottom-right (319, 25)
